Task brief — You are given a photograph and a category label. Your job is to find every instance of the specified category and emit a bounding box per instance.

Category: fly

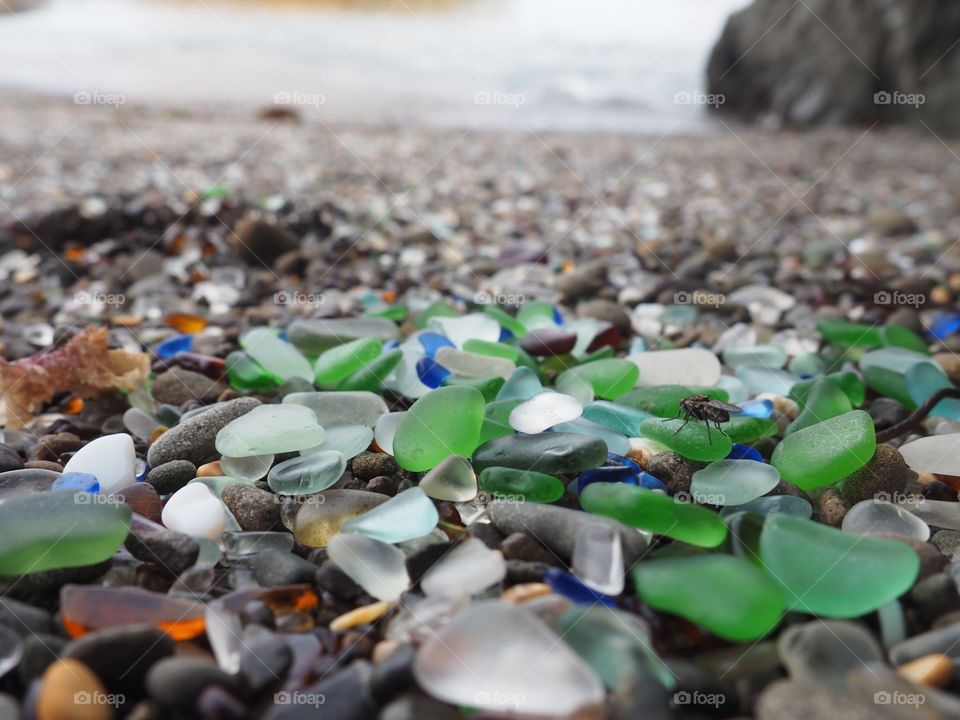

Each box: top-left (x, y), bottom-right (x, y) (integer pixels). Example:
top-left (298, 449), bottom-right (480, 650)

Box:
top-left (675, 394), bottom-right (743, 444)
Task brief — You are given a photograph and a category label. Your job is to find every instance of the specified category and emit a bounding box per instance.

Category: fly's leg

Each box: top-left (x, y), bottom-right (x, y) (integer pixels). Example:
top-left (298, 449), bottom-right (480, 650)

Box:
top-left (673, 411), bottom-right (691, 435)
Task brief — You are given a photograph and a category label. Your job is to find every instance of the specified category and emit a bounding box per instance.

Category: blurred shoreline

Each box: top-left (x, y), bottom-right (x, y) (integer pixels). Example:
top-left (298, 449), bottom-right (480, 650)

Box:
top-left (0, 0), bottom-right (747, 134)
top-left (2, 88), bottom-right (958, 274)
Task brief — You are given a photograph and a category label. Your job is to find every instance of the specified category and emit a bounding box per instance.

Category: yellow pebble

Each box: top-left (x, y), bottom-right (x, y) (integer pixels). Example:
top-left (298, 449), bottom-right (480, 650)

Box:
top-left (898, 653), bottom-right (953, 688)
top-left (147, 426), bottom-right (168, 445)
top-left (501, 582), bottom-right (552, 605)
top-left (329, 601), bottom-right (391, 632)
top-left (37, 659), bottom-right (113, 720)
top-left (197, 461), bottom-right (223, 477)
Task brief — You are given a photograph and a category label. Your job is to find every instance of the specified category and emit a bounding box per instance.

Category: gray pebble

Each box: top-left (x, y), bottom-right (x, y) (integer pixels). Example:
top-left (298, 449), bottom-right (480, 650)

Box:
top-left (147, 397), bottom-right (260, 467)
top-left (151, 367), bottom-right (226, 406)
top-left (488, 499), bottom-right (647, 564)
top-left (145, 460), bottom-right (197, 495)
top-left (146, 657), bottom-right (237, 710)
top-left (221, 484), bottom-right (281, 532)
top-left (125, 528), bottom-right (199, 575)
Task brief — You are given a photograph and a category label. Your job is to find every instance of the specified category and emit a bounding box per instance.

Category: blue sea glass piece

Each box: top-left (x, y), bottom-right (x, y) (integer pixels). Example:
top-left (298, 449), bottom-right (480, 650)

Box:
top-left (416, 356), bottom-right (452, 389)
top-left (53, 472), bottom-right (100, 493)
top-left (154, 334), bottom-right (193, 360)
top-left (726, 443), bottom-right (765, 462)
top-left (545, 568), bottom-right (615, 607)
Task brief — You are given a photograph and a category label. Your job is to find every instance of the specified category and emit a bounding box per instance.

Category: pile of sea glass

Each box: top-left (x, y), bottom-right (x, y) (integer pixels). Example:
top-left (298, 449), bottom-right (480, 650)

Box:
top-left (6, 293), bottom-right (960, 719)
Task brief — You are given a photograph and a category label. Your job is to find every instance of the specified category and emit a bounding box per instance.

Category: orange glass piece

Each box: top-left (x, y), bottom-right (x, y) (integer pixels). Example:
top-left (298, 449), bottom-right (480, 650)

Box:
top-left (60, 396), bottom-right (84, 414)
top-left (64, 247), bottom-right (87, 262)
top-left (60, 585), bottom-right (206, 640)
top-left (219, 584), bottom-right (319, 615)
top-left (166, 313), bottom-right (207, 334)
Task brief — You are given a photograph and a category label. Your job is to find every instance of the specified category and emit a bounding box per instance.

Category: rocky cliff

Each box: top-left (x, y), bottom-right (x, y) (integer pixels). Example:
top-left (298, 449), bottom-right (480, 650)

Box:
top-left (706, 0), bottom-right (960, 131)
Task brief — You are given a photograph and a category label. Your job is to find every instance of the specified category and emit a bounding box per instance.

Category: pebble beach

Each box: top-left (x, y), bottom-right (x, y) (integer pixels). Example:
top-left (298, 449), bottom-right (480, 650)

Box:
top-left (3, 89), bottom-right (960, 720)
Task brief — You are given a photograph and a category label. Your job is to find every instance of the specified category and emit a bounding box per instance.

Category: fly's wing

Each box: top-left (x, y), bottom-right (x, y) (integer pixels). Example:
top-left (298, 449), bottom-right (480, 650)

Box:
top-left (710, 399), bottom-right (744, 415)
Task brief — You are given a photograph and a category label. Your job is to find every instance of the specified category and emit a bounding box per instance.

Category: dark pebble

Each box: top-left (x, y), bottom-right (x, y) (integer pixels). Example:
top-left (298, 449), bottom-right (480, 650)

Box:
top-left (18, 632), bottom-right (67, 684)
top-left (250, 550), bottom-right (318, 586)
top-left (63, 624), bottom-right (175, 699)
top-left (147, 397), bottom-right (261, 468)
top-left (576, 299), bottom-right (632, 337)
top-left (405, 542), bottom-right (453, 587)
top-left (233, 217), bottom-right (299, 266)
top-left (466, 522), bottom-right (505, 549)
top-left (125, 527), bottom-right (200, 575)
top-left (264, 662), bottom-right (379, 720)
top-left (111, 482), bottom-right (163, 523)
top-left (23, 460), bottom-right (63, 472)
top-left (351, 452), bottom-right (399, 481)
top-left (814, 487), bottom-right (850, 526)
top-left (145, 460), bottom-right (196, 494)
top-left (371, 643), bottom-right (416, 703)
top-left (867, 398), bottom-right (911, 433)
top-left (910, 572), bottom-right (960, 623)
top-left (0, 443), bottom-right (23, 473)
top-left (839, 444), bottom-right (912, 505)
top-left (151, 367), bottom-right (227, 406)
top-left (315, 561), bottom-right (365, 601)
top-left (379, 693), bottom-right (461, 720)
top-left (504, 559), bottom-right (550, 584)
top-left (499, 533), bottom-right (562, 567)
top-left (240, 625), bottom-right (292, 694)
top-left (222, 484), bottom-right (281, 531)
top-left (366, 475), bottom-right (399, 496)
top-left (0, 560), bottom-right (111, 606)
top-left (643, 452), bottom-right (696, 495)
top-left (146, 656), bottom-right (238, 710)
top-left (488, 499), bottom-right (647, 565)
top-left (33, 432), bottom-right (83, 463)
top-left (0, 597), bottom-right (53, 636)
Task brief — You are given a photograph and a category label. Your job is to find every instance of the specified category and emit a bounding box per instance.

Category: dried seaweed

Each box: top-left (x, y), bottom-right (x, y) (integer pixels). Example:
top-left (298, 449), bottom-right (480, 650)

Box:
top-left (0, 326), bottom-right (149, 428)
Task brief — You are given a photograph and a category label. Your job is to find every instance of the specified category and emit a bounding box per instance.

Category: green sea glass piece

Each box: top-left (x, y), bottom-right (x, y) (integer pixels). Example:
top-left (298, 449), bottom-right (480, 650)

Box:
top-left (581, 401), bottom-right (654, 437)
top-left (479, 399), bottom-right (522, 443)
top-left (639, 418), bottom-right (732, 462)
top-left (477, 466), bottom-right (565, 503)
top-left (790, 370), bottom-right (865, 408)
top-left (816, 318), bottom-right (883, 348)
top-left (859, 348), bottom-right (929, 408)
top-left (392, 386), bottom-right (486, 471)
top-left (0, 492), bottom-right (131, 575)
top-left (557, 359), bottom-right (639, 400)
top-left (240, 327), bottom-right (314, 383)
top-left (225, 351), bottom-right (279, 392)
top-left (771, 410), bottom-right (875, 491)
top-left (314, 337), bottom-right (383, 386)
top-left (472, 432), bottom-right (607, 475)
top-left (785, 377), bottom-right (852, 435)
top-left (463, 339), bottom-right (519, 362)
top-left (760, 514), bottom-right (920, 617)
top-left (338, 349), bottom-right (403, 392)
top-left (580, 483), bottom-right (728, 548)
top-left (633, 555), bottom-right (785, 642)
top-left (215, 404), bottom-right (324, 456)
top-left (723, 416), bottom-right (778, 444)
top-left (615, 385), bottom-right (728, 419)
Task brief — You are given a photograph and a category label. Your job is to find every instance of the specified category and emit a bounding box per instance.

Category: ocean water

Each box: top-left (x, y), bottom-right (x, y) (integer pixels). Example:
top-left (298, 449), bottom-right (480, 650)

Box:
top-left (0, 0), bottom-right (749, 132)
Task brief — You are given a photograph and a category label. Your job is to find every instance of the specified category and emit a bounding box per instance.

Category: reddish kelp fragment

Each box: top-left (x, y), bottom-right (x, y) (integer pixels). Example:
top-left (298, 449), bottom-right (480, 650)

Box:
top-left (0, 326), bottom-right (149, 427)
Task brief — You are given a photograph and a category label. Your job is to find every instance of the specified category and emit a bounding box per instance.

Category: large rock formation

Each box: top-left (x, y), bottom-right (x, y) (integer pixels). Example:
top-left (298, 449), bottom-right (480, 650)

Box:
top-left (706, 0), bottom-right (960, 131)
